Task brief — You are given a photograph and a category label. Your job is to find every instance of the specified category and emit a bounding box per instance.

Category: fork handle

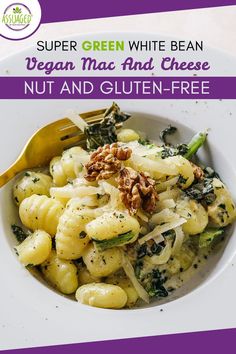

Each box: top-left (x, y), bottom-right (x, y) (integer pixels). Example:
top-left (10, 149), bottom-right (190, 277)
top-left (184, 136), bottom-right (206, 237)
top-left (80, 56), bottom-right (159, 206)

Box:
top-left (0, 159), bottom-right (27, 188)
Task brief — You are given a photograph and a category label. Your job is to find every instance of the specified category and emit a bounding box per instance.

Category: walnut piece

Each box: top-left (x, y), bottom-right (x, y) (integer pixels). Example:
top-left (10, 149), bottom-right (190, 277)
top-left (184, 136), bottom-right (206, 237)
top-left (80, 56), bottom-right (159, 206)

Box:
top-left (191, 162), bottom-right (204, 181)
top-left (118, 167), bottom-right (158, 215)
top-left (84, 143), bottom-right (132, 181)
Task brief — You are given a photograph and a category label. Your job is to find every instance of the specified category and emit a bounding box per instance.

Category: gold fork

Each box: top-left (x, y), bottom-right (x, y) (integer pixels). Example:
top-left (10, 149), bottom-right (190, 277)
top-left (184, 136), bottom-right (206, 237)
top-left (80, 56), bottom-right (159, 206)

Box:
top-left (0, 108), bottom-right (108, 188)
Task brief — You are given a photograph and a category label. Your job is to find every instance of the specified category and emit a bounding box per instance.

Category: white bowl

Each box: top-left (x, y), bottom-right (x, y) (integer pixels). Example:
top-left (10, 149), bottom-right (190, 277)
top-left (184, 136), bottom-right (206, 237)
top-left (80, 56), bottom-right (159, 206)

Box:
top-left (1, 109), bottom-right (236, 307)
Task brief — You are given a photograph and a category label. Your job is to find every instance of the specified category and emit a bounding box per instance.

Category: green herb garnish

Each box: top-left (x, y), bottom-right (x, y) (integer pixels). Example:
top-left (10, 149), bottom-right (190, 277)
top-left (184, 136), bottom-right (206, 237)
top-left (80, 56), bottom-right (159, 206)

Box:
top-left (178, 175), bottom-right (188, 185)
top-left (32, 177), bottom-right (40, 183)
top-left (137, 241), bottom-right (164, 259)
top-left (185, 178), bottom-right (216, 205)
top-left (199, 228), bottom-right (224, 248)
top-left (138, 138), bottom-right (151, 146)
top-left (79, 231), bottom-right (87, 239)
top-left (85, 102), bottom-right (131, 150)
top-left (142, 269), bottom-right (168, 298)
top-left (94, 231), bottom-right (134, 251)
top-left (11, 224), bottom-right (27, 242)
top-left (160, 125), bottom-right (177, 145)
top-left (183, 131), bottom-right (208, 160)
top-left (159, 128), bottom-right (207, 161)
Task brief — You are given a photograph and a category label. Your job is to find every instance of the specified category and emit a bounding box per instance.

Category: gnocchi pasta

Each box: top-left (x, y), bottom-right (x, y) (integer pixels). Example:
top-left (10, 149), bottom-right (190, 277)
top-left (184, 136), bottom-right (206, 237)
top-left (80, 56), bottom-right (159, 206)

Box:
top-left (117, 128), bottom-right (140, 143)
top-left (106, 275), bottom-right (139, 308)
top-left (19, 195), bottom-right (64, 236)
top-left (16, 230), bottom-right (52, 266)
top-left (75, 283), bottom-right (128, 309)
top-left (56, 199), bottom-right (92, 259)
top-left (41, 251), bottom-right (78, 294)
top-left (11, 104), bottom-right (236, 309)
top-left (50, 147), bottom-right (89, 186)
top-left (85, 211), bottom-right (140, 242)
top-left (82, 243), bottom-right (122, 277)
top-left (177, 199), bottom-right (209, 235)
top-left (77, 266), bottom-right (101, 285)
top-left (208, 178), bottom-right (236, 227)
top-left (13, 172), bottom-right (52, 206)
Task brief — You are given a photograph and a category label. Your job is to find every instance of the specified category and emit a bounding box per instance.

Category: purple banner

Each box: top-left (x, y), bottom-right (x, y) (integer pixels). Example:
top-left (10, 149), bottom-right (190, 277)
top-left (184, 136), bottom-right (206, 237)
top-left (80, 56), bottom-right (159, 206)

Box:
top-left (0, 76), bottom-right (236, 99)
top-left (1, 328), bottom-right (236, 354)
top-left (39, 0), bottom-right (236, 23)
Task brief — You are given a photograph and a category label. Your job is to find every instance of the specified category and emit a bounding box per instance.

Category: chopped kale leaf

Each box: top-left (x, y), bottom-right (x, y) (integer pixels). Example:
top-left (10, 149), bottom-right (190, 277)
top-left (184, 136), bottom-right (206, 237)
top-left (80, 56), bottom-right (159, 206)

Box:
top-left (143, 269), bottom-right (168, 298)
top-left (137, 244), bottom-right (147, 259)
top-left (138, 138), bottom-right (151, 146)
top-left (94, 231), bottom-right (134, 251)
top-left (204, 166), bottom-right (220, 180)
top-left (134, 259), bottom-right (143, 278)
top-left (85, 102), bottom-right (131, 150)
top-left (32, 177), bottom-right (40, 183)
top-left (150, 242), bottom-right (164, 255)
top-left (160, 146), bottom-right (176, 159)
top-left (160, 125), bottom-right (177, 145)
top-left (11, 224), bottom-right (28, 242)
top-left (176, 143), bottom-right (189, 156)
top-left (178, 175), bottom-right (188, 185)
top-left (199, 228), bottom-right (224, 248)
top-left (160, 144), bottom-right (189, 159)
top-left (185, 177), bottom-right (216, 205)
top-left (163, 230), bottom-right (174, 238)
top-left (79, 231), bottom-right (87, 239)
top-left (137, 241), bottom-right (165, 259)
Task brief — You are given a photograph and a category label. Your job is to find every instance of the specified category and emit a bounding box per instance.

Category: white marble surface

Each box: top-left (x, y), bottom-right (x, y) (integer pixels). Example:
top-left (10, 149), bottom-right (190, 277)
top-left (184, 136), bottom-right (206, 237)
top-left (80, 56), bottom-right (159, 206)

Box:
top-left (0, 6), bottom-right (236, 58)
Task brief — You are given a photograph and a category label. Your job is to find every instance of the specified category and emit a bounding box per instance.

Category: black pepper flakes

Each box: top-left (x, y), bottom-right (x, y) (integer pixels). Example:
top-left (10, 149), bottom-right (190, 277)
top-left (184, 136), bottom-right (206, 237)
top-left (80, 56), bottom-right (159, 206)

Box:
top-left (79, 231), bottom-right (87, 239)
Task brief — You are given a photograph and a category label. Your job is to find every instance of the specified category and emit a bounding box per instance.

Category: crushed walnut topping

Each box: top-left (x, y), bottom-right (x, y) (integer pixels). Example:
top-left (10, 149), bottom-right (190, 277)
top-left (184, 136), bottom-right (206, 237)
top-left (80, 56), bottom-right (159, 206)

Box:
top-left (118, 167), bottom-right (159, 215)
top-left (84, 143), bottom-right (132, 181)
top-left (191, 162), bottom-right (204, 181)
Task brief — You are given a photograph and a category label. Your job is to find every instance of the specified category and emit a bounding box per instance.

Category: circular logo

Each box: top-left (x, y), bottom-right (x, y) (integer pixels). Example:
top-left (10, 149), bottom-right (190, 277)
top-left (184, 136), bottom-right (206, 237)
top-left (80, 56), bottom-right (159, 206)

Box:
top-left (3, 3), bottom-right (32, 31)
top-left (0, 0), bottom-right (41, 40)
